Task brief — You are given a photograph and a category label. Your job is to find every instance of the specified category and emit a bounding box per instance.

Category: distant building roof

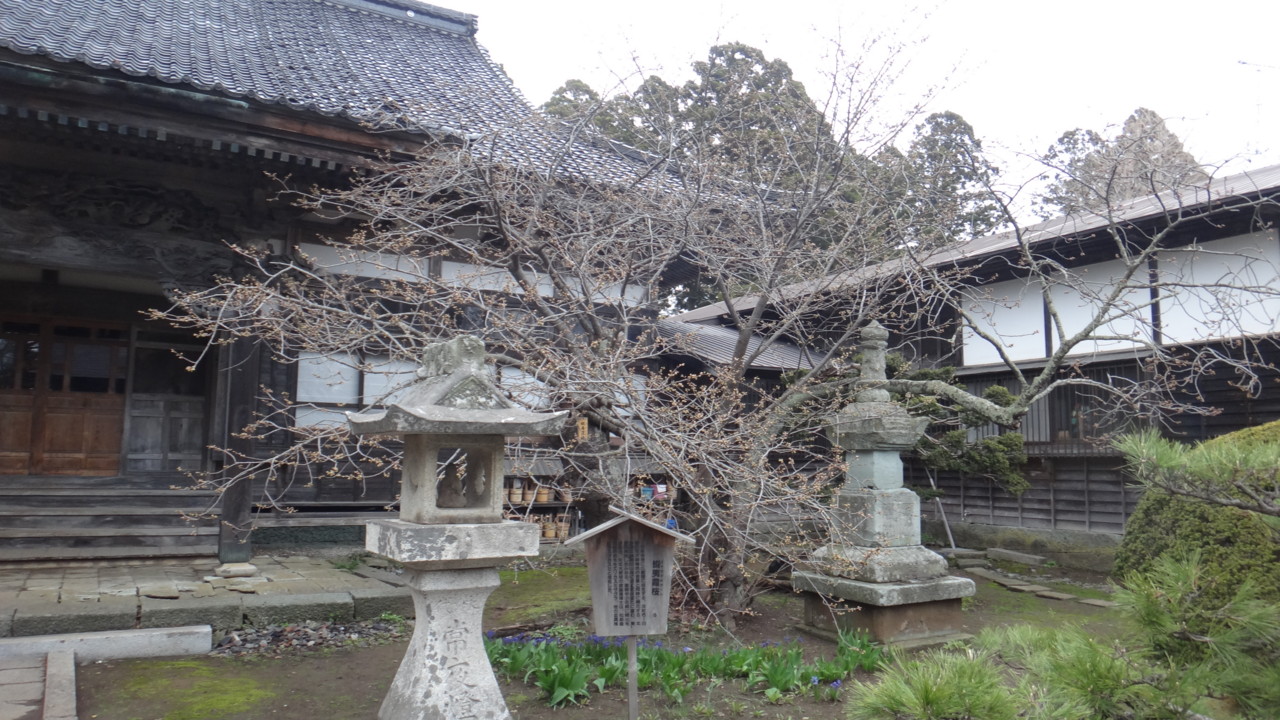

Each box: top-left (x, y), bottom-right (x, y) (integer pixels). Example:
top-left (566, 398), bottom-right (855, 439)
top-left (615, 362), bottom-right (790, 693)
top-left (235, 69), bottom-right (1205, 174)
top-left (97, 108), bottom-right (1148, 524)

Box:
top-left (656, 318), bottom-right (820, 372)
top-left (0, 0), bottom-right (676, 186)
top-left (676, 163), bottom-right (1280, 323)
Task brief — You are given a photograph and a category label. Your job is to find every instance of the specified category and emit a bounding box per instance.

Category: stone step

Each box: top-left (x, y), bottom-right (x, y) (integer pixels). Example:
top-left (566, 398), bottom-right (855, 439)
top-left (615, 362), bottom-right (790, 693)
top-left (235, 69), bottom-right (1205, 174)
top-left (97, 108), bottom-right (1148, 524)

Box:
top-left (0, 543), bottom-right (218, 564)
top-left (0, 509), bottom-right (215, 530)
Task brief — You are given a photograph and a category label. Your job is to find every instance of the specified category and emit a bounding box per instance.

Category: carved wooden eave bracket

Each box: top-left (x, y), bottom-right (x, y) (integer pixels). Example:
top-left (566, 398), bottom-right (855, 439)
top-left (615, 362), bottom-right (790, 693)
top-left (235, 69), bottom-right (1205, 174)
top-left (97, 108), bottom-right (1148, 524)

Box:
top-left (347, 335), bottom-right (567, 437)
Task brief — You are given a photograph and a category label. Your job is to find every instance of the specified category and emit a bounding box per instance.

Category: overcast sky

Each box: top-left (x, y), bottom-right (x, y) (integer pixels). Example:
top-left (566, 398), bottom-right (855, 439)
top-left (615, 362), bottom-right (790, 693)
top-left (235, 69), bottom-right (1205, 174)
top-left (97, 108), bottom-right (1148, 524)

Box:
top-left (452, 0), bottom-right (1280, 191)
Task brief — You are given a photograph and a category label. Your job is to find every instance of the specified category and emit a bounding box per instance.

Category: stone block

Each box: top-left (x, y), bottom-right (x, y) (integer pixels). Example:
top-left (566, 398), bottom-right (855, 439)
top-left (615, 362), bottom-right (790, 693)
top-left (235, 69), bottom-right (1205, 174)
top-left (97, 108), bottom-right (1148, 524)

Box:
top-left (844, 450), bottom-right (905, 490)
top-left (956, 558), bottom-right (988, 569)
top-left (811, 544), bottom-right (948, 583)
top-left (0, 607), bottom-right (13, 637)
top-left (829, 404), bottom-right (929, 452)
top-left (802, 593), bottom-right (967, 645)
top-left (834, 489), bottom-right (921, 547)
top-left (366, 519), bottom-right (539, 569)
top-left (1035, 591), bottom-right (1076, 601)
top-left (242, 592), bottom-right (353, 626)
top-left (1077, 598), bottom-right (1118, 608)
top-left (350, 588), bottom-right (415, 621)
top-left (987, 548), bottom-right (1047, 566)
top-left (792, 570), bottom-right (974, 607)
top-left (12, 599), bottom-right (138, 637)
top-left (140, 596), bottom-right (243, 631)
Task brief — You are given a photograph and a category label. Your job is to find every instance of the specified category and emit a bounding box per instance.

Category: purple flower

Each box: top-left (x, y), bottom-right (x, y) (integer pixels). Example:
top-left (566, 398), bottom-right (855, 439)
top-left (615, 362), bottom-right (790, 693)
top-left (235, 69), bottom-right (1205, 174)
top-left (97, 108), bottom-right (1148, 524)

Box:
top-left (830, 680), bottom-right (842, 689)
top-left (811, 676), bottom-right (820, 685)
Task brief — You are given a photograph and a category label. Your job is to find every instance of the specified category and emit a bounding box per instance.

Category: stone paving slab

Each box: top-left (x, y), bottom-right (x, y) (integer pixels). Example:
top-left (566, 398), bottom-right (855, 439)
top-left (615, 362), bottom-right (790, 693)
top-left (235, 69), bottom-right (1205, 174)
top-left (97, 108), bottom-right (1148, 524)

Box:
top-left (0, 554), bottom-right (420, 638)
top-left (0, 655), bottom-right (42, 720)
top-left (1035, 590), bottom-right (1077, 601)
top-left (1077, 598), bottom-right (1119, 608)
top-left (989, 575), bottom-right (1031, 588)
top-left (1007, 584), bottom-right (1052, 593)
top-left (962, 567), bottom-right (1004, 582)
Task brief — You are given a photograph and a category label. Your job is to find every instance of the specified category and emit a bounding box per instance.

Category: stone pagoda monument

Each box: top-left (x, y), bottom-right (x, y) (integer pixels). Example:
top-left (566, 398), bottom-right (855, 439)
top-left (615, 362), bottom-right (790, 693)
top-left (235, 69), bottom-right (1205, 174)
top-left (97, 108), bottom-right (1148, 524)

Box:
top-left (347, 336), bottom-right (567, 720)
top-left (792, 322), bottom-right (974, 645)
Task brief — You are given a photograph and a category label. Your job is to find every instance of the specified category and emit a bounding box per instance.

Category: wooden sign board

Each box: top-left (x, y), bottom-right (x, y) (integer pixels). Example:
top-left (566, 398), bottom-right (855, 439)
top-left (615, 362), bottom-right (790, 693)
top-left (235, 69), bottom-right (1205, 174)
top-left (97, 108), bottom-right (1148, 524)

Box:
top-left (567, 506), bottom-right (693, 636)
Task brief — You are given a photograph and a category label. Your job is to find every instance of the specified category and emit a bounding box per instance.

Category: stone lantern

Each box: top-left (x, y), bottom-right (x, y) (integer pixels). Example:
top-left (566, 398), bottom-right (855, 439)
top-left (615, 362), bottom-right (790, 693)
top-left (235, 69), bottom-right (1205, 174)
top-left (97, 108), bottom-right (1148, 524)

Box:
top-left (347, 336), bottom-right (566, 720)
top-left (792, 322), bottom-right (974, 646)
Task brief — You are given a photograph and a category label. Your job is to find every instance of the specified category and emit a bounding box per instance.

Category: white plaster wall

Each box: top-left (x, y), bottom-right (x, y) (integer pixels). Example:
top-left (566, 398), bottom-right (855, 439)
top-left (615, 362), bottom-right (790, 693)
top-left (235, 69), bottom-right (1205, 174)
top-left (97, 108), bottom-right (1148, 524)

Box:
top-left (295, 351), bottom-right (359, 404)
top-left (962, 278), bottom-right (1046, 366)
top-left (1158, 229), bottom-right (1280, 343)
top-left (297, 242), bottom-right (429, 281)
top-left (362, 356), bottom-right (421, 406)
top-left (1047, 258), bottom-right (1151, 356)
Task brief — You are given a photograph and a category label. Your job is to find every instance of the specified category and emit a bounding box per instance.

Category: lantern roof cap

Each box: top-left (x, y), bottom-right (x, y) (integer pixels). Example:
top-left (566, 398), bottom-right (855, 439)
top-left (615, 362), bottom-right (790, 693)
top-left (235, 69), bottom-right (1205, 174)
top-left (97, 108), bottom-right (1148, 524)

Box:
top-left (347, 335), bottom-right (567, 436)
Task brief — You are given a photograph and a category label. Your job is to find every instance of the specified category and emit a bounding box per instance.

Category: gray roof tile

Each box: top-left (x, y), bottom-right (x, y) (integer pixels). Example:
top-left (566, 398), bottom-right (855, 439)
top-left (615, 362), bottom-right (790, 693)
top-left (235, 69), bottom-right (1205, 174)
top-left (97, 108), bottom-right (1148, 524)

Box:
top-left (657, 319), bottom-right (820, 372)
top-left (0, 0), bottom-right (676, 187)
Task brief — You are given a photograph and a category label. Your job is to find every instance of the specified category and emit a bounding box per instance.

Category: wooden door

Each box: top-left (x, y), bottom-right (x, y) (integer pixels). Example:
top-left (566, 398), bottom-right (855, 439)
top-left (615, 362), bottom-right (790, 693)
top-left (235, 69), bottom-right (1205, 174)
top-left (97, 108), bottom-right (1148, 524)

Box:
top-left (0, 322), bottom-right (38, 473)
top-left (0, 319), bottom-right (128, 475)
top-left (124, 339), bottom-right (208, 473)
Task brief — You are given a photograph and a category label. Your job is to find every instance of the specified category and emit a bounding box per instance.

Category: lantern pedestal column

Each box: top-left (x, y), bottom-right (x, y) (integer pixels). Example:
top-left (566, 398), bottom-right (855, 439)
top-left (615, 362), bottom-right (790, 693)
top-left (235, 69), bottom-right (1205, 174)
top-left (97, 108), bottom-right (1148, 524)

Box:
top-left (367, 519), bottom-right (540, 720)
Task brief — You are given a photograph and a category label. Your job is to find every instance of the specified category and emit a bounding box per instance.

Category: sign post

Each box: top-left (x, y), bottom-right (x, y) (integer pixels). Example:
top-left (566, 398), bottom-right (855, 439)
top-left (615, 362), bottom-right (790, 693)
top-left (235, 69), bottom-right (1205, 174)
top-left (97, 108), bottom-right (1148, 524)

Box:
top-left (567, 506), bottom-right (693, 720)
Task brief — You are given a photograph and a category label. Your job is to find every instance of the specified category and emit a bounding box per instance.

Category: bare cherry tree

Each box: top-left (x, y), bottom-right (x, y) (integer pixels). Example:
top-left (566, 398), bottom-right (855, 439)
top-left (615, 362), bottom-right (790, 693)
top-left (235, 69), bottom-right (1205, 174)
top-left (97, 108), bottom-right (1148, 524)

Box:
top-left (156, 39), bottom-right (1280, 626)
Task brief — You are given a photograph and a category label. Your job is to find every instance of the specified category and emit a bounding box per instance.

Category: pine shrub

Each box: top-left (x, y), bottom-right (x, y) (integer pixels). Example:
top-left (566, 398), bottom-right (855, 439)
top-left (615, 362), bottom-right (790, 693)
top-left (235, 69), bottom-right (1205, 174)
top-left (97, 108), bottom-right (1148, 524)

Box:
top-left (1115, 423), bottom-right (1280, 609)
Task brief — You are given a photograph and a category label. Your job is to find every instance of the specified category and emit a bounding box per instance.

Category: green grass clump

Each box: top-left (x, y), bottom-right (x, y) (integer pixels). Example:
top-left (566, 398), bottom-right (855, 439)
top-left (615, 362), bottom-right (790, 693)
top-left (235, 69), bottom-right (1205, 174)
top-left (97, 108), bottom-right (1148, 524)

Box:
top-left (846, 648), bottom-right (1018, 720)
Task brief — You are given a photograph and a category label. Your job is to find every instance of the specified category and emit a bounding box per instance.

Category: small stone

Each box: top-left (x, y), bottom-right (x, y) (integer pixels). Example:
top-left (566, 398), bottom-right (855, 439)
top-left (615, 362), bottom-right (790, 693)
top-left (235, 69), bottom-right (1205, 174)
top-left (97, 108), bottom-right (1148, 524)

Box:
top-left (227, 583), bottom-right (258, 594)
top-left (216, 563), bottom-right (260, 578)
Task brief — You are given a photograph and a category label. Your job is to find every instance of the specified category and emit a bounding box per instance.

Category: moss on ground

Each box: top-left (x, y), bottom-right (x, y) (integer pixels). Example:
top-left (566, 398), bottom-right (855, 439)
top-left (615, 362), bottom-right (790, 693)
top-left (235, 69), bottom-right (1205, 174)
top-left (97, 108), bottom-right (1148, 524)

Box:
top-left (486, 566), bottom-right (591, 626)
top-left (108, 659), bottom-right (276, 720)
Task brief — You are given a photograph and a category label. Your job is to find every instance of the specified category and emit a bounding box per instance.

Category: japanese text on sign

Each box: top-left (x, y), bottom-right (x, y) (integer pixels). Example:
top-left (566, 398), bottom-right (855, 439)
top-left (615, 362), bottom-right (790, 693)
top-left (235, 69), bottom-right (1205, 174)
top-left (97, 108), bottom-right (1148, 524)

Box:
top-left (606, 539), bottom-right (649, 626)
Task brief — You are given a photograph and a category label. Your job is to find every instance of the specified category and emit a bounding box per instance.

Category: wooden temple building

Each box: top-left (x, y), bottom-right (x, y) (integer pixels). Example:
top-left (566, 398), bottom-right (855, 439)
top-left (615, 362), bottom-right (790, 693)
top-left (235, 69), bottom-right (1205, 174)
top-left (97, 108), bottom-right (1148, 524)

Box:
top-left (0, 0), bottom-right (653, 563)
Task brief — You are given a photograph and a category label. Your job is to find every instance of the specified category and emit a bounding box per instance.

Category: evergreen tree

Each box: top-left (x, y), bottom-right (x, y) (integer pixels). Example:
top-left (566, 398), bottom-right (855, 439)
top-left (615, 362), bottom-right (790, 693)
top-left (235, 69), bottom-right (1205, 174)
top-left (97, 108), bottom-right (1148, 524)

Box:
top-left (1039, 107), bottom-right (1208, 216)
top-left (905, 111), bottom-right (1003, 242)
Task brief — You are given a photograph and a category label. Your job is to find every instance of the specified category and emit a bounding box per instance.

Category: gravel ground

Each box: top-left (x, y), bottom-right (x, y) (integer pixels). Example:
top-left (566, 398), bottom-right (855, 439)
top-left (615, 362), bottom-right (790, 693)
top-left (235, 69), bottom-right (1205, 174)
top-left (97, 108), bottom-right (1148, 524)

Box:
top-left (212, 618), bottom-right (414, 657)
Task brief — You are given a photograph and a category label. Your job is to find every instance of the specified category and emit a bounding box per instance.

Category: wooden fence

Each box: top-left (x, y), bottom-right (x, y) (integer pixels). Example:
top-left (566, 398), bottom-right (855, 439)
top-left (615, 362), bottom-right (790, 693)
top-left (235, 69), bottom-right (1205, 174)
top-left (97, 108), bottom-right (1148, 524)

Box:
top-left (909, 454), bottom-right (1139, 535)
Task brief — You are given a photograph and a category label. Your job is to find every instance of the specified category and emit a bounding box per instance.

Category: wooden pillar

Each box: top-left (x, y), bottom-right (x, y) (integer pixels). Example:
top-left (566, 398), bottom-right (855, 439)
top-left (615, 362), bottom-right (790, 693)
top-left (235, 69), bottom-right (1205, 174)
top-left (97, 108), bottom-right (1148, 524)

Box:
top-left (218, 338), bottom-right (260, 563)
